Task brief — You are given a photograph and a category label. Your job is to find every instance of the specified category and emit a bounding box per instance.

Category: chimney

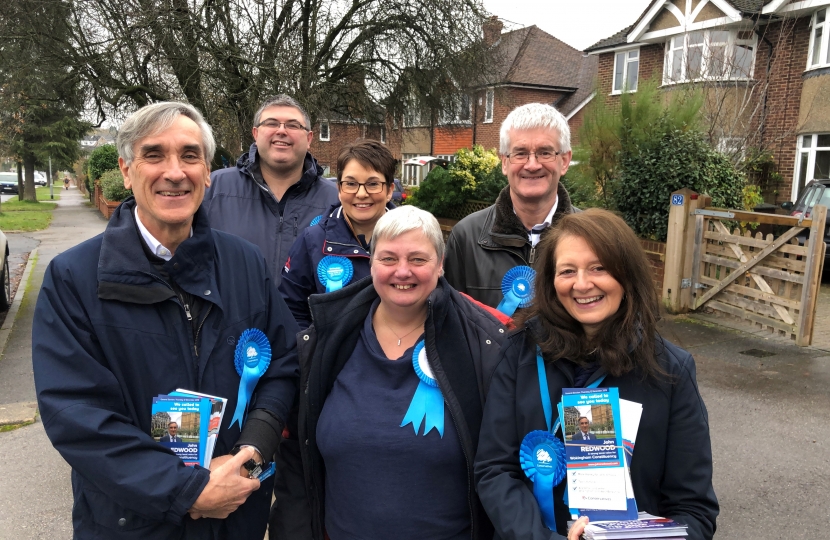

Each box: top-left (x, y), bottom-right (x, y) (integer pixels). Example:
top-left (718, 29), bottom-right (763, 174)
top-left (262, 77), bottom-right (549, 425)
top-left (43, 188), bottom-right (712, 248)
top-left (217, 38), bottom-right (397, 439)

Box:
top-left (483, 16), bottom-right (503, 46)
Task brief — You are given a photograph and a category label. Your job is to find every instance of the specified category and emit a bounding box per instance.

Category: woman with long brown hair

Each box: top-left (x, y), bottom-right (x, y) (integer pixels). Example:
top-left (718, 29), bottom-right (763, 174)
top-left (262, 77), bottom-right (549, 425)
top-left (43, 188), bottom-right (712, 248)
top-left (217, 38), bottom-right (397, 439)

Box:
top-left (475, 208), bottom-right (718, 540)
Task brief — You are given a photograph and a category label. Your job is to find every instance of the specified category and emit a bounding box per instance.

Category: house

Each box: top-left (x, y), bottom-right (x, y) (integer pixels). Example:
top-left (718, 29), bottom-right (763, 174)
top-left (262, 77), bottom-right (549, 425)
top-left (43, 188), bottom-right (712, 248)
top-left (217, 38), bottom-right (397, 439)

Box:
top-left (308, 113), bottom-right (401, 178)
top-left (586, 0), bottom-right (830, 204)
top-left (399, 18), bottom-right (598, 185)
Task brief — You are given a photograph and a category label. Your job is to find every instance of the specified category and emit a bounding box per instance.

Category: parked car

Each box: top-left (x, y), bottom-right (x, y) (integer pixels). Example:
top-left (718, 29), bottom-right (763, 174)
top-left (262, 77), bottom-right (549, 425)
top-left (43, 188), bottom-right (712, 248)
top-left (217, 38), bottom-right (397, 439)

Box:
top-left (0, 172), bottom-right (19, 194)
top-left (781, 179), bottom-right (830, 266)
top-left (0, 229), bottom-right (10, 311)
top-left (34, 172), bottom-right (47, 186)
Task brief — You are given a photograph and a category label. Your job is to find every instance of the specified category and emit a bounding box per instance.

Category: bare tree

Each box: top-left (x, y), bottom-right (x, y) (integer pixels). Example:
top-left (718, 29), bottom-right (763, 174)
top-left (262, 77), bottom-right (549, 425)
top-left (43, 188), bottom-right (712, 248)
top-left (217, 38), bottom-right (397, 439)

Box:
top-left (15, 0), bottom-right (491, 157)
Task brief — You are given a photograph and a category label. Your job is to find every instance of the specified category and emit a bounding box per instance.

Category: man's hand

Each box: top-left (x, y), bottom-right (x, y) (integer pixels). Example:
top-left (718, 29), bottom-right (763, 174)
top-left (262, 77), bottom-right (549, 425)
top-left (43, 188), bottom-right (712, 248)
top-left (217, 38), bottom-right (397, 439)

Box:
top-left (209, 447), bottom-right (264, 478)
top-left (568, 516), bottom-right (589, 540)
top-left (188, 447), bottom-right (261, 520)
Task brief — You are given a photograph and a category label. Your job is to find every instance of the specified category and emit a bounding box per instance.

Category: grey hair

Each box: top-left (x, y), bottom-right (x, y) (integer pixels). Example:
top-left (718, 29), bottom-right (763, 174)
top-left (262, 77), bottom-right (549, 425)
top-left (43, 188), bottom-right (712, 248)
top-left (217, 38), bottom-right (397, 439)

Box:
top-left (253, 95), bottom-right (311, 130)
top-left (117, 102), bottom-right (216, 165)
top-left (370, 206), bottom-right (445, 263)
top-left (499, 102), bottom-right (571, 154)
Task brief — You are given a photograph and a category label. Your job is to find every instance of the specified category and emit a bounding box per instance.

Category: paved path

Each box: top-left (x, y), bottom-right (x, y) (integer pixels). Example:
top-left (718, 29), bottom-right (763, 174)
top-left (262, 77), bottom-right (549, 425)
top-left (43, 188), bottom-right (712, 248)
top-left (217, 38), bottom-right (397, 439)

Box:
top-left (0, 187), bottom-right (106, 539)
top-left (810, 276), bottom-right (830, 351)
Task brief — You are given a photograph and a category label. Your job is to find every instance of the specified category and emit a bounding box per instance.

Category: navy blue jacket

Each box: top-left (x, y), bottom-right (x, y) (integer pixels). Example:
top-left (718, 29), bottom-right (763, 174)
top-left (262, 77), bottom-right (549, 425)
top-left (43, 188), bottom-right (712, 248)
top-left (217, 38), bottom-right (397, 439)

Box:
top-left (279, 203), bottom-right (395, 329)
top-left (33, 199), bottom-right (300, 540)
top-left (203, 144), bottom-right (340, 286)
top-left (475, 319), bottom-right (718, 540)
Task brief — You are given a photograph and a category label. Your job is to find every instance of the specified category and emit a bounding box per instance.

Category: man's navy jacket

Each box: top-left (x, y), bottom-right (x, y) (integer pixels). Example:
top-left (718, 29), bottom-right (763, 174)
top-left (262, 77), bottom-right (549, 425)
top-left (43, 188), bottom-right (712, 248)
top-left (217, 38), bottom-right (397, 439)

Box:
top-left (32, 198), bottom-right (299, 539)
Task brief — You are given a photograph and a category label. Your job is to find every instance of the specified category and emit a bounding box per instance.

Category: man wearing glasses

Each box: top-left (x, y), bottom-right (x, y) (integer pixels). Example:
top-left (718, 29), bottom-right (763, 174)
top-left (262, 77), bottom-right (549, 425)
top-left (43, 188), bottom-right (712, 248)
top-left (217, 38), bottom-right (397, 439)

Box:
top-left (203, 94), bottom-right (339, 287)
top-left (444, 103), bottom-right (576, 309)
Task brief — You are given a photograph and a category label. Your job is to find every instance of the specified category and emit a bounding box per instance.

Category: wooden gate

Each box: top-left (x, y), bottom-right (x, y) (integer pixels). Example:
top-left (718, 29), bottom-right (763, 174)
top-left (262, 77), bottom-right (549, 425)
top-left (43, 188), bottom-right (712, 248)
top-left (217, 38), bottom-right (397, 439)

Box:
top-left (662, 189), bottom-right (827, 346)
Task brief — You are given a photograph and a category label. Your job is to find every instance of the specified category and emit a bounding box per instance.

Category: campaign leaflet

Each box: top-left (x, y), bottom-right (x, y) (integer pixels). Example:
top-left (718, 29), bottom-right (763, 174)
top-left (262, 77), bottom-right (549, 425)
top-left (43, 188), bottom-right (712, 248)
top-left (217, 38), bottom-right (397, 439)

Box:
top-left (152, 396), bottom-right (204, 467)
top-left (561, 387), bottom-right (627, 513)
top-left (581, 512), bottom-right (688, 539)
top-left (170, 389), bottom-right (227, 469)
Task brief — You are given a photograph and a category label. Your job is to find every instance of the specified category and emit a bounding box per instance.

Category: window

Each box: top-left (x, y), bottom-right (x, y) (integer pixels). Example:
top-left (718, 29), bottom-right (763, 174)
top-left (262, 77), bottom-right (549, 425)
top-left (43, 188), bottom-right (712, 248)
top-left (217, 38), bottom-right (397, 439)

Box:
top-left (613, 49), bottom-right (640, 93)
top-left (319, 121), bottom-right (330, 141)
top-left (808, 9), bottom-right (830, 69)
top-left (380, 126), bottom-right (386, 144)
top-left (795, 134), bottom-right (830, 198)
top-left (663, 30), bottom-right (755, 83)
top-left (439, 94), bottom-right (472, 125)
top-left (484, 88), bottom-right (494, 123)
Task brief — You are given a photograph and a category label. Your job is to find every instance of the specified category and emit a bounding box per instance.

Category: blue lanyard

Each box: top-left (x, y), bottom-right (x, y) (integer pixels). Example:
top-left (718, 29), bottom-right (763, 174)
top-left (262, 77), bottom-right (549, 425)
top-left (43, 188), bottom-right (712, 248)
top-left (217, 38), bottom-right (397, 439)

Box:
top-left (536, 348), bottom-right (606, 435)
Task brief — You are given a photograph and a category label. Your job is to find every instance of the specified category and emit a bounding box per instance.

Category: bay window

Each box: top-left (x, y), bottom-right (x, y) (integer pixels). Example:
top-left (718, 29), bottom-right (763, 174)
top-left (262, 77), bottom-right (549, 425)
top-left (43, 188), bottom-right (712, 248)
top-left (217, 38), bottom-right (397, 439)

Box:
top-left (664, 30), bottom-right (755, 83)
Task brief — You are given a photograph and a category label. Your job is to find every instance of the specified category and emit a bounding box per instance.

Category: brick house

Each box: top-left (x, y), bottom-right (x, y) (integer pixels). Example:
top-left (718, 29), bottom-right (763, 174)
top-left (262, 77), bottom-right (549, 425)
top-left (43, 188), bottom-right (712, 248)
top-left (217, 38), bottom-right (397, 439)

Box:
top-left (399, 18), bottom-right (597, 185)
top-left (308, 114), bottom-right (402, 178)
top-left (585, 0), bottom-right (830, 204)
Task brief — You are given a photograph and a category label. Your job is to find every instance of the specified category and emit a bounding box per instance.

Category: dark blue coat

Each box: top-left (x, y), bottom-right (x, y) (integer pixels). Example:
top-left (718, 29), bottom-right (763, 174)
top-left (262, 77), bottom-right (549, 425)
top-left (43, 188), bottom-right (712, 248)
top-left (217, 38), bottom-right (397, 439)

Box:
top-left (33, 198), bottom-right (300, 540)
top-left (475, 319), bottom-right (718, 540)
top-left (203, 145), bottom-right (340, 286)
top-left (278, 203), bottom-right (394, 329)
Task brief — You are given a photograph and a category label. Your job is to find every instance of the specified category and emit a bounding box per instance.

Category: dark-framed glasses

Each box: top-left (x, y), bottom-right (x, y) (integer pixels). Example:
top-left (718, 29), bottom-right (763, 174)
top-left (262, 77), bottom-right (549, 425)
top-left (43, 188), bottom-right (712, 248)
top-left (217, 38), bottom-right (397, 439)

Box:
top-left (506, 150), bottom-right (561, 164)
top-left (339, 180), bottom-right (387, 194)
top-left (256, 119), bottom-right (309, 132)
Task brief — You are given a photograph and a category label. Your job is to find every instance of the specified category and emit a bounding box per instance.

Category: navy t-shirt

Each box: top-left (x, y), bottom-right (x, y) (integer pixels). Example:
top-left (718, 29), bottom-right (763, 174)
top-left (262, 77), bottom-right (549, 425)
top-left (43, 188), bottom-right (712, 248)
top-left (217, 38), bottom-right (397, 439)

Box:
top-left (316, 300), bottom-right (470, 540)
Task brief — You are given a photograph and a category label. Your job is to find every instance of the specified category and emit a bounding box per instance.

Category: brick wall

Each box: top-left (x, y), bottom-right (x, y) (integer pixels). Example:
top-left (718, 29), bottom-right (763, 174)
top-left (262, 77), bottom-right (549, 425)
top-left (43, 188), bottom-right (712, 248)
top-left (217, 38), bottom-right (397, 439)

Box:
top-left (474, 87), bottom-right (568, 151)
top-left (433, 126), bottom-right (474, 155)
top-left (639, 238), bottom-right (667, 292)
top-left (754, 16), bottom-right (810, 202)
top-left (598, 44), bottom-right (665, 109)
top-left (309, 120), bottom-right (403, 177)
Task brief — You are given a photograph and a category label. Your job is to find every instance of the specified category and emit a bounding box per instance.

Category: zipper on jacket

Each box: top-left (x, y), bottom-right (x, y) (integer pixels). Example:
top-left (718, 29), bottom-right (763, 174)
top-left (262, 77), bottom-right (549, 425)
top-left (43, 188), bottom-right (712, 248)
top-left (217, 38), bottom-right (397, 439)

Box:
top-left (193, 304), bottom-right (213, 357)
top-left (293, 216), bottom-right (298, 237)
top-left (183, 303), bottom-right (192, 321)
top-left (529, 245), bottom-right (536, 265)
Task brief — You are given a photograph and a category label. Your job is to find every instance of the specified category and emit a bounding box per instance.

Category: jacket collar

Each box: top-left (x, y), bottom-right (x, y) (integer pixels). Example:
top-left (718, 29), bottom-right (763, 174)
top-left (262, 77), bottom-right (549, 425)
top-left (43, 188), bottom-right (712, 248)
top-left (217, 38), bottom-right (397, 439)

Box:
top-left (480, 183), bottom-right (574, 248)
top-left (97, 198), bottom-right (222, 310)
top-left (239, 143), bottom-right (324, 196)
top-left (319, 202), bottom-right (397, 258)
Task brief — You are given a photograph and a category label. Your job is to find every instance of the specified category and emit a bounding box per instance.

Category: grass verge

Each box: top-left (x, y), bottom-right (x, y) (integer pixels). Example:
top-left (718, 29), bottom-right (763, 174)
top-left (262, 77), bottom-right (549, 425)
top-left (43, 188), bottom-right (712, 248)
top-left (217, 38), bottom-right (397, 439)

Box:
top-left (0, 419), bottom-right (35, 432)
top-left (0, 187), bottom-right (61, 232)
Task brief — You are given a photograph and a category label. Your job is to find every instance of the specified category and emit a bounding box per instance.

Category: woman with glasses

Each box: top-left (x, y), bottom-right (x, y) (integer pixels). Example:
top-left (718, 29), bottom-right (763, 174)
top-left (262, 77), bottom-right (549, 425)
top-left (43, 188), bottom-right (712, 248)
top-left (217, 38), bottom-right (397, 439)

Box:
top-left (279, 139), bottom-right (398, 329)
top-left (475, 209), bottom-right (718, 540)
top-left (294, 205), bottom-right (507, 540)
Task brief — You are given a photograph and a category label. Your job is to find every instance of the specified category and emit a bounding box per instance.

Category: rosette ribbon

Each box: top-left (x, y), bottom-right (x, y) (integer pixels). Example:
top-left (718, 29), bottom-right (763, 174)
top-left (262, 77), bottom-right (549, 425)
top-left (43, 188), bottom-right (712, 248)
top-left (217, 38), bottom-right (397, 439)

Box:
top-left (400, 340), bottom-right (445, 437)
top-left (496, 266), bottom-right (536, 316)
top-left (520, 430), bottom-right (567, 531)
top-left (317, 255), bottom-right (354, 293)
top-left (229, 328), bottom-right (272, 430)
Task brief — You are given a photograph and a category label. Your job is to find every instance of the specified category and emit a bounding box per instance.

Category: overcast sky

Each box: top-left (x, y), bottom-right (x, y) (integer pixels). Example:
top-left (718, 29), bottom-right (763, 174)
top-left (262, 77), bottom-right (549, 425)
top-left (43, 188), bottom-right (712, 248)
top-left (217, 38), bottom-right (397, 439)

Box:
top-left (481, 0), bottom-right (654, 51)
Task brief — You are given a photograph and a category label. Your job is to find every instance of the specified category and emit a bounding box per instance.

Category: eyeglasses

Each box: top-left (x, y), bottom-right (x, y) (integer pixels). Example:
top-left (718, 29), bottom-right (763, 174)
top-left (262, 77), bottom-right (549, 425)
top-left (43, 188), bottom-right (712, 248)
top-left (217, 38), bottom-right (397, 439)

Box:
top-left (505, 150), bottom-right (561, 164)
top-left (256, 119), bottom-right (309, 132)
top-left (339, 180), bottom-right (387, 194)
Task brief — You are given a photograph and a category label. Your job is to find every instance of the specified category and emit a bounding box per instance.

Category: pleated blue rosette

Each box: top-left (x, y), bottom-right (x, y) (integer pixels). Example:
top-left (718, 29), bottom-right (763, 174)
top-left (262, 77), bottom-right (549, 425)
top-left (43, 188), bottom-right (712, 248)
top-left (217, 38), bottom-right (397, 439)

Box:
top-left (520, 430), bottom-right (567, 530)
top-left (229, 328), bottom-right (272, 430)
top-left (400, 340), bottom-right (445, 437)
top-left (317, 255), bottom-right (354, 292)
top-left (309, 215), bottom-right (322, 226)
top-left (496, 265), bottom-right (536, 316)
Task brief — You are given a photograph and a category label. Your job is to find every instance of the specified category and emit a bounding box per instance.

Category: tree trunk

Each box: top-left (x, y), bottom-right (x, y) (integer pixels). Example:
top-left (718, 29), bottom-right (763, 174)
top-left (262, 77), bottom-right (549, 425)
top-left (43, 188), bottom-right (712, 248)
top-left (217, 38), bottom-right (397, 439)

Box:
top-left (22, 154), bottom-right (37, 202)
top-left (16, 161), bottom-right (23, 202)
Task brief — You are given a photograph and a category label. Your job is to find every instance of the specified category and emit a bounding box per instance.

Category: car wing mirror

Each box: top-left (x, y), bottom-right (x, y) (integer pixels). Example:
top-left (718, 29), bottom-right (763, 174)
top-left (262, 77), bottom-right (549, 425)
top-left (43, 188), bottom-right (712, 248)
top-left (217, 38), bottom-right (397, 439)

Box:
top-left (780, 201), bottom-right (794, 212)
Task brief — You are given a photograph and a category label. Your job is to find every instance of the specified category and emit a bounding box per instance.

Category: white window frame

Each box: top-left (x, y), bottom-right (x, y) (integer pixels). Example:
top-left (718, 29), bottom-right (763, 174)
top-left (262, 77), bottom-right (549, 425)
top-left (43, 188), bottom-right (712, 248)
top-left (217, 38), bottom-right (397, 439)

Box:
top-left (319, 121), bottom-right (330, 141)
top-left (439, 94), bottom-right (472, 125)
top-left (612, 48), bottom-right (640, 94)
top-left (793, 133), bottom-right (830, 200)
top-left (380, 126), bottom-right (386, 144)
top-left (484, 88), bottom-right (494, 123)
top-left (663, 29), bottom-right (756, 84)
top-left (807, 8), bottom-right (830, 70)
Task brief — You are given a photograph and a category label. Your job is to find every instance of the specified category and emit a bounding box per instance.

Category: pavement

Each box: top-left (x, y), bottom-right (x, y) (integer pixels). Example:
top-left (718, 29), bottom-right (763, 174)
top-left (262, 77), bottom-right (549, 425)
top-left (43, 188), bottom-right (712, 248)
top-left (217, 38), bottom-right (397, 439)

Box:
top-left (0, 189), bottom-right (827, 539)
top-left (0, 186), bottom-right (106, 539)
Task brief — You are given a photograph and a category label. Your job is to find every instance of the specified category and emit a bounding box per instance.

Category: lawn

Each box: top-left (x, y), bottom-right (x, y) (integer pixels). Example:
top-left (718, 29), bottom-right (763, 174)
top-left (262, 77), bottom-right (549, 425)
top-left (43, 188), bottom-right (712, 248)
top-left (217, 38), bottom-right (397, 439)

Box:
top-left (0, 187), bottom-right (61, 232)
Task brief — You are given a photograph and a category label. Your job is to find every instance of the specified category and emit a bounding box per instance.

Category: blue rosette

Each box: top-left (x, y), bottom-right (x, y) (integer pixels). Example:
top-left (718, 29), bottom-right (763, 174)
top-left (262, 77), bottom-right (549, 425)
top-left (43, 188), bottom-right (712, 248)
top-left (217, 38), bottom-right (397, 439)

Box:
top-left (317, 255), bottom-right (354, 292)
top-left (496, 265), bottom-right (536, 316)
top-left (520, 430), bottom-right (567, 531)
top-left (229, 328), bottom-right (272, 430)
top-left (400, 340), bottom-right (445, 437)
top-left (309, 215), bottom-right (322, 227)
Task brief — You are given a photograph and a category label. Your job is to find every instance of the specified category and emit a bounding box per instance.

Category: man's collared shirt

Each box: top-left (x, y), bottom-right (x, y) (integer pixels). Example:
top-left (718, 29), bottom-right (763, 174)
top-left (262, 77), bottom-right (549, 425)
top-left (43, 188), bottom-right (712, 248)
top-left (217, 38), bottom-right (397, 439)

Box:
top-left (134, 210), bottom-right (192, 261)
top-left (518, 198), bottom-right (558, 247)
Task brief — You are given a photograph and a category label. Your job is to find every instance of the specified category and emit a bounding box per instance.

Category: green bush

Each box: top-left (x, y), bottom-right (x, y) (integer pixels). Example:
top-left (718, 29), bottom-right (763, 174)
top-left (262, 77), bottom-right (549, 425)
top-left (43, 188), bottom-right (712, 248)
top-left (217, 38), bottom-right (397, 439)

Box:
top-left (614, 126), bottom-right (744, 241)
top-left (87, 144), bottom-right (119, 192)
top-left (99, 169), bottom-right (132, 202)
top-left (407, 145), bottom-right (507, 217)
